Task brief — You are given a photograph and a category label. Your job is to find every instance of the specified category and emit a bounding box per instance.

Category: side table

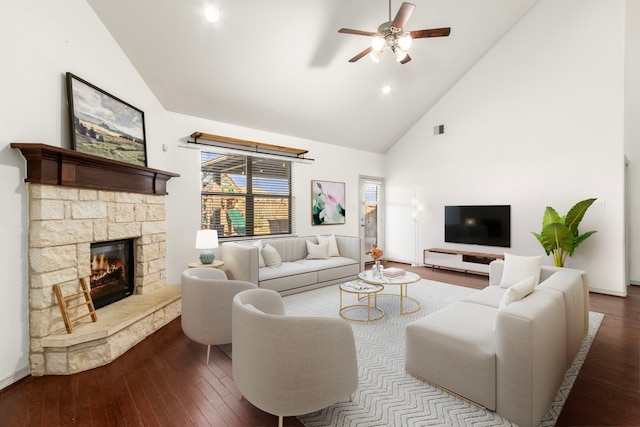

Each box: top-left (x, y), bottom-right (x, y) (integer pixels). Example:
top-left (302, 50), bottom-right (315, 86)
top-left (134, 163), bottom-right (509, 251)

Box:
top-left (357, 270), bottom-right (421, 314)
top-left (339, 280), bottom-right (384, 322)
top-left (188, 260), bottom-right (225, 269)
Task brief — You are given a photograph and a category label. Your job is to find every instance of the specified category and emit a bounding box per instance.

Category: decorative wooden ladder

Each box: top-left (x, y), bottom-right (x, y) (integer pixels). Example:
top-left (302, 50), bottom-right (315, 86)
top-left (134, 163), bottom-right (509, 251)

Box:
top-left (53, 278), bottom-right (98, 333)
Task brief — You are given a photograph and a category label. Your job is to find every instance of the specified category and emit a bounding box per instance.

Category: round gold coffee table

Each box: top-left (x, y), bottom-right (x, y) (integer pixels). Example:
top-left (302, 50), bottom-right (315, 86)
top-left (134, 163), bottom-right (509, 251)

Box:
top-left (357, 270), bottom-right (421, 314)
top-left (339, 280), bottom-right (384, 322)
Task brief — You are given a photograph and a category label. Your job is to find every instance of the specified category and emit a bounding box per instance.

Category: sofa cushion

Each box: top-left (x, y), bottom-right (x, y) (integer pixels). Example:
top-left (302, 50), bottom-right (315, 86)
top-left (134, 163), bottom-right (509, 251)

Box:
top-left (317, 234), bottom-right (340, 257)
top-left (259, 261), bottom-right (314, 280)
top-left (262, 244), bottom-right (282, 267)
top-left (499, 253), bottom-right (543, 287)
top-left (461, 286), bottom-right (506, 308)
top-left (266, 238), bottom-right (308, 263)
top-left (499, 275), bottom-right (536, 308)
top-left (295, 257), bottom-right (359, 283)
top-left (405, 301), bottom-right (498, 409)
top-left (259, 267), bottom-right (318, 293)
top-left (306, 240), bottom-right (330, 259)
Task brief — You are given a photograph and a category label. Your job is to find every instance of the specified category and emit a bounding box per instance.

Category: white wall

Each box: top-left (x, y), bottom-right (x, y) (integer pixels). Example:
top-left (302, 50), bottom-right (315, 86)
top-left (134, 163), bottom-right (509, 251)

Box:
top-left (626, 0), bottom-right (640, 284)
top-left (385, 0), bottom-right (627, 296)
top-left (0, 0), bottom-right (384, 388)
top-left (162, 112), bottom-right (384, 285)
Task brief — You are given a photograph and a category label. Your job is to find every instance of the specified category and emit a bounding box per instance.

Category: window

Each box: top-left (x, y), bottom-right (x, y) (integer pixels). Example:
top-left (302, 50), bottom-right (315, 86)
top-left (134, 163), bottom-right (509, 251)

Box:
top-left (200, 151), bottom-right (293, 238)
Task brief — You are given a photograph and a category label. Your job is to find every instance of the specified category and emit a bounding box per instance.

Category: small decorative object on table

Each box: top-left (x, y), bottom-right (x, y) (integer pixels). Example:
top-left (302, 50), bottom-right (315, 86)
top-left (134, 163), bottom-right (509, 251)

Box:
top-left (365, 243), bottom-right (384, 278)
top-left (383, 267), bottom-right (405, 278)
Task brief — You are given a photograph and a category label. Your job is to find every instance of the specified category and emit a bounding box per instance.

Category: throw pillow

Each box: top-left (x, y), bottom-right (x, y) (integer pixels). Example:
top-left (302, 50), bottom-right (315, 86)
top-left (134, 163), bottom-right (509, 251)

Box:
top-left (498, 275), bottom-right (536, 308)
top-left (261, 243), bottom-right (282, 268)
top-left (251, 240), bottom-right (265, 268)
top-left (499, 253), bottom-right (543, 288)
top-left (306, 240), bottom-right (330, 259)
top-left (317, 234), bottom-right (340, 257)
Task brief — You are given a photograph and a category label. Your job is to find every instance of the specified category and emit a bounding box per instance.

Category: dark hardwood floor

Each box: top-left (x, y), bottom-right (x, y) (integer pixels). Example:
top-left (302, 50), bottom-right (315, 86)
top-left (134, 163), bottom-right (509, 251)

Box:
top-left (1, 263), bottom-right (639, 426)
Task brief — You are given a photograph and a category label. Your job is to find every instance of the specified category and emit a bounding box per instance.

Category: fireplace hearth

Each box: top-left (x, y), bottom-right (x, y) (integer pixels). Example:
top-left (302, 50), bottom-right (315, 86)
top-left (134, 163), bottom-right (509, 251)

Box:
top-left (90, 239), bottom-right (134, 309)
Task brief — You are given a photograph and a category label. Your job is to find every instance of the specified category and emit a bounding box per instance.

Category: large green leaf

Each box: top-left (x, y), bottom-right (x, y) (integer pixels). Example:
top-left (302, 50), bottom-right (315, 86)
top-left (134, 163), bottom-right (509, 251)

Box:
top-left (565, 198), bottom-right (597, 235)
top-left (542, 206), bottom-right (562, 228)
top-left (540, 222), bottom-right (573, 253)
top-left (571, 230), bottom-right (598, 255)
top-left (531, 232), bottom-right (552, 255)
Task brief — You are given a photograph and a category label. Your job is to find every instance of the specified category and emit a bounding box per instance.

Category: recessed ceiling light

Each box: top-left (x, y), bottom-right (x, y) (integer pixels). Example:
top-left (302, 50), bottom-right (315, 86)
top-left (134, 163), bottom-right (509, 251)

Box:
top-left (382, 85), bottom-right (391, 95)
top-left (204, 7), bottom-right (219, 23)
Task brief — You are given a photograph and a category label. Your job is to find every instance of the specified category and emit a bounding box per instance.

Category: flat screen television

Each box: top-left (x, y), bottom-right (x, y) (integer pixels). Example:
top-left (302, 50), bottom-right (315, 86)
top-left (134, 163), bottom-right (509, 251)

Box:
top-left (444, 205), bottom-right (511, 248)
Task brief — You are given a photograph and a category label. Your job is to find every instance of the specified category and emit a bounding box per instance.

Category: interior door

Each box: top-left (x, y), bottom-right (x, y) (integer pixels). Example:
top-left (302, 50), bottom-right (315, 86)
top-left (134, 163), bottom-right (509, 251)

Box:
top-left (359, 176), bottom-right (384, 261)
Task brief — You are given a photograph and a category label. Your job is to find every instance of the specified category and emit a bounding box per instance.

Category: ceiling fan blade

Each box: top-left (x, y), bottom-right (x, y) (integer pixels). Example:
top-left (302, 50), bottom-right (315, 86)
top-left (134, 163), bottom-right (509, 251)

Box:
top-left (391, 2), bottom-right (416, 30)
top-left (400, 53), bottom-right (412, 64)
top-left (409, 27), bottom-right (451, 39)
top-left (349, 47), bottom-right (373, 63)
top-left (338, 28), bottom-right (377, 37)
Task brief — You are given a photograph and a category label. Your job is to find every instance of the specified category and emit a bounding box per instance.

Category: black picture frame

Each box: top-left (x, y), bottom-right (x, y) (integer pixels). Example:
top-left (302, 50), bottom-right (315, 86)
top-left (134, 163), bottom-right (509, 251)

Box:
top-left (66, 72), bottom-right (148, 166)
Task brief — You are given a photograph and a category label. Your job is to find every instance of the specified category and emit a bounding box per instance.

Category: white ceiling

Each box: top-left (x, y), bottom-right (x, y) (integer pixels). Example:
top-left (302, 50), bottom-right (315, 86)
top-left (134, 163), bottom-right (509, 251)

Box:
top-left (86, 0), bottom-right (539, 154)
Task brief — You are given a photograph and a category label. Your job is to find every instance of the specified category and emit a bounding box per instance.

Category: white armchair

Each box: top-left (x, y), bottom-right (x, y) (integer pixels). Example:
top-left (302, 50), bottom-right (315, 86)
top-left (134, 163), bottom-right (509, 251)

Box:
top-left (181, 268), bottom-right (257, 364)
top-left (232, 288), bottom-right (358, 427)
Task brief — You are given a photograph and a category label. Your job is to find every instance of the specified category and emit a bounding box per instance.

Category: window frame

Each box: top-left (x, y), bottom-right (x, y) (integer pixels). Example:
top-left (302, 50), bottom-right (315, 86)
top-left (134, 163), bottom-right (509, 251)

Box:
top-left (200, 151), bottom-right (293, 239)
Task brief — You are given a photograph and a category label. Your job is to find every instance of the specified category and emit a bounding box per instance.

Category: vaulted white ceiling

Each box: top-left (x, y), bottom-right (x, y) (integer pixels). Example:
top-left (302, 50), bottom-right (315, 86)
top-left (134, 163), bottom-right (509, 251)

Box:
top-left (87, 0), bottom-right (539, 153)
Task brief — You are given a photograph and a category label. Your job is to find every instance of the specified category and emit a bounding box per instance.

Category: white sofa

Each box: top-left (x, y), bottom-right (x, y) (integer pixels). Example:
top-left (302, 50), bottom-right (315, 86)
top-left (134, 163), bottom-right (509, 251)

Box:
top-left (220, 235), bottom-right (362, 295)
top-left (405, 259), bottom-right (589, 427)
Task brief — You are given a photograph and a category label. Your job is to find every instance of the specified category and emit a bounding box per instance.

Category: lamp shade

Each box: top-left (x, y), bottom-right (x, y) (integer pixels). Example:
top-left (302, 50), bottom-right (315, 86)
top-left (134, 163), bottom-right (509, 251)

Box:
top-left (369, 48), bottom-right (383, 63)
top-left (196, 229), bottom-right (219, 249)
top-left (393, 46), bottom-right (408, 62)
top-left (371, 35), bottom-right (385, 51)
top-left (397, 33), bottom-right (412, 51)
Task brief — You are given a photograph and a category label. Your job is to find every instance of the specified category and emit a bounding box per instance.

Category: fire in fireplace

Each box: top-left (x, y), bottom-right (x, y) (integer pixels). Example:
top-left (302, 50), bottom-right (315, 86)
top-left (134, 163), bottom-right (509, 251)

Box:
top-left (90, 239), bottom-right (134, 309)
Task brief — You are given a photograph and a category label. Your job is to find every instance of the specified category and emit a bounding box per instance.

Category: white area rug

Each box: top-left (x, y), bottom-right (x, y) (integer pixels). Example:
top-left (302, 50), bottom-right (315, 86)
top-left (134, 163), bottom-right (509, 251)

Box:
top-left (281, 280), bottom-right (603, 427)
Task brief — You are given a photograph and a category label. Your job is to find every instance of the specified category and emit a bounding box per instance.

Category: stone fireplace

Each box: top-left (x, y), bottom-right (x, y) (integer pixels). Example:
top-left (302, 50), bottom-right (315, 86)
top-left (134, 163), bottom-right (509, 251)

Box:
top-left (13, 143), bottom-right (180, 376)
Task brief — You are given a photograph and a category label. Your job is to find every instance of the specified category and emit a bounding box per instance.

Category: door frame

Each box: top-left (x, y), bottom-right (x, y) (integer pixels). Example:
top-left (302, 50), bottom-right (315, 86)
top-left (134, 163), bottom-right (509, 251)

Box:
top-left (359, 175), bottom-right (385, 262)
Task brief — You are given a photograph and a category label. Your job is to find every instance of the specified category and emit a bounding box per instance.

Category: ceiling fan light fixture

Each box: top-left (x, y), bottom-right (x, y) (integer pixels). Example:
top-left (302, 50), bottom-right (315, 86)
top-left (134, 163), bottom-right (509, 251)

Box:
top-left (397, 33), bottom-right (412, 50)
top-left (369, 48), bottom-right (383, 63)
top-left (338, 1), bottom-right (450, 64)
top-left (371, 35), bottom-right (386, 51)
top-left (392, 45), bottom-right (408, 62)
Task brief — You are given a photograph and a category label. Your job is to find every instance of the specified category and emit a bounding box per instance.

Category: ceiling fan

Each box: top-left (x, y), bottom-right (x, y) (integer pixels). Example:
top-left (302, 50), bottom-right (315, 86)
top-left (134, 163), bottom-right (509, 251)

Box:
top-left (338, 1), bottom-right (451, 64)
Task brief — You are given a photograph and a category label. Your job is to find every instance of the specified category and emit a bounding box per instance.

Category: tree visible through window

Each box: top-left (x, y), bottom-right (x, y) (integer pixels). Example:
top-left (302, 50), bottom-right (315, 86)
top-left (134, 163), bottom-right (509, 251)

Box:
top-left (200, 152), bottom-right (292, 238)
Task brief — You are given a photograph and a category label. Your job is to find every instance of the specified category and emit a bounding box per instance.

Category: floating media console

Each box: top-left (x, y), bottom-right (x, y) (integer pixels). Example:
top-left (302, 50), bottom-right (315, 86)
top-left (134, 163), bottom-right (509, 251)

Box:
top-left (423, 248), bottom-right (504, 276)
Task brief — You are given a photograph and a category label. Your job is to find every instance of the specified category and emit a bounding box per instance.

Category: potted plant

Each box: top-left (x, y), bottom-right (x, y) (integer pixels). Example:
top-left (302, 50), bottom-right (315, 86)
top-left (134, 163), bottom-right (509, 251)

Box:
top-left (531, 198), bottom-right (597, 267)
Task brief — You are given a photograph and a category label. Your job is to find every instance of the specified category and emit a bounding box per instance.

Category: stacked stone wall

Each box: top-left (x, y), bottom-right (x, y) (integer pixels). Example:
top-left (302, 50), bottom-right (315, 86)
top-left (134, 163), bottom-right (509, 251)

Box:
top-left (27, 184), bottom-right (171, 375)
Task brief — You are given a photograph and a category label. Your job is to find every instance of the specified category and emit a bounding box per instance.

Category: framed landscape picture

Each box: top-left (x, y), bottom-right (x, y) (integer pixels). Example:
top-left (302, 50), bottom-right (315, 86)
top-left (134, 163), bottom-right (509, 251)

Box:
top-left (312, 180), bottom-right (346, 225)
top-left (66, 72), bottom-right (147, 166)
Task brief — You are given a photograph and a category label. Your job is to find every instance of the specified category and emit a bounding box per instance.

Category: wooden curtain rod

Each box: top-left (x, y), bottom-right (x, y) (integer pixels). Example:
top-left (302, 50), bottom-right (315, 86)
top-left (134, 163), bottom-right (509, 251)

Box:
top-left (189, 132), bottom-right (313, 160)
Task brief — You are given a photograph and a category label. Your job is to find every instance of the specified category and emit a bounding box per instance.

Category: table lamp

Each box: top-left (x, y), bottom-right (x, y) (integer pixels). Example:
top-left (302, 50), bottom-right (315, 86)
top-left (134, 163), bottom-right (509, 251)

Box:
top-left (196, 229), bottom-right (219, 264)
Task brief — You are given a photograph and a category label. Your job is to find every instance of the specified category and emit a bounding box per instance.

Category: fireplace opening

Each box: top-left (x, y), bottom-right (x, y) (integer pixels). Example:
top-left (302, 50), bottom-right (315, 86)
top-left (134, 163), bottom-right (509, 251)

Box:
top-left (90, 239), bottom-right (134, 309)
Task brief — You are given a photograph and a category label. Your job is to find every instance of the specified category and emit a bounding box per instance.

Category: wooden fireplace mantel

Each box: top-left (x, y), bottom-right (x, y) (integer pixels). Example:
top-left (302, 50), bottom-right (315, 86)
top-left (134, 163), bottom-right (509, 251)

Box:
top-left (11, 143), bottom-right (179, 195)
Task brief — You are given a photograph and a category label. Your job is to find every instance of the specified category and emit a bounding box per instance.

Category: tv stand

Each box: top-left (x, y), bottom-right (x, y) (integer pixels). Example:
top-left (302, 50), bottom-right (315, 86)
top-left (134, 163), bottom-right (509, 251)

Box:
top-left (423, 248), bottom-right (504, 276)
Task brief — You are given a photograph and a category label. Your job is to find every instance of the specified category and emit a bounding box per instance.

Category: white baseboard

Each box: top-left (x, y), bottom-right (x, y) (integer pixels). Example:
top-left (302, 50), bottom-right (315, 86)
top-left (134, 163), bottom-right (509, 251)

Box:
top-left (0, 366), bottom-right (30, 390)
top-left (588, 286), bottom-right (628, 297)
